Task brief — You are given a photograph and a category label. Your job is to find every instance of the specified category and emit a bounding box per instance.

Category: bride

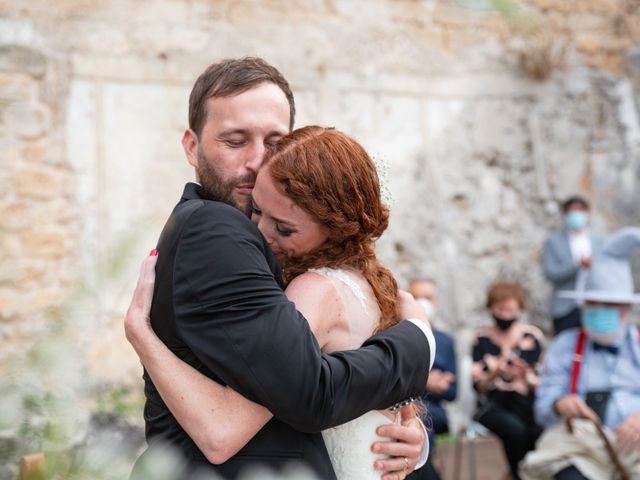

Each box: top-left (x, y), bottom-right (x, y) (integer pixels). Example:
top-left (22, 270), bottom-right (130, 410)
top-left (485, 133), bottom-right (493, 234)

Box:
top-left (125, 126), bottom-right (432, 479)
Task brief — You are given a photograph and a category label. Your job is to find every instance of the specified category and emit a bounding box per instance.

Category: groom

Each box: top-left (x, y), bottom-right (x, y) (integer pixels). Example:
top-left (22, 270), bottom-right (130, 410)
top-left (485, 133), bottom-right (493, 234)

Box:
top-left (127, 57), bottom-right (434, 479)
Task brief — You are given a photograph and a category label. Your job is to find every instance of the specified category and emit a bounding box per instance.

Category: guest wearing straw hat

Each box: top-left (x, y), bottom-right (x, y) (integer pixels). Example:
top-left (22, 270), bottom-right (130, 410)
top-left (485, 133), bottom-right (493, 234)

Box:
top-left (521, 227), bottom-right (640, 480)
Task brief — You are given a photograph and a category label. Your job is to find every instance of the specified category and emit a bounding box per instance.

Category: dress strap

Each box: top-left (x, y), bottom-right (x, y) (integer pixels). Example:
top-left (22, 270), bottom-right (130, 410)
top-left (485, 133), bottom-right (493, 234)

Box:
top-left (308, 267), bottom-right (368, 311)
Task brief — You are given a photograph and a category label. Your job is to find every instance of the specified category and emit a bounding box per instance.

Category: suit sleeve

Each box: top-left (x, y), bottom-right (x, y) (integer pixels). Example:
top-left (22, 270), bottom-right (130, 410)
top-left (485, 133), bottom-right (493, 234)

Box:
top-left (173, 205), bottom-right (430, 432)
top-left (542, 235), bottom-right (579, 284)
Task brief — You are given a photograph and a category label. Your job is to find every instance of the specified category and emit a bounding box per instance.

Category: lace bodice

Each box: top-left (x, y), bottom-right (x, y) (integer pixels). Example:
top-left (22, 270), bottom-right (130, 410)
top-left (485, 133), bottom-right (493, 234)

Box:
top-left (307, 267), bottom-right (381, 352)
top-left (322, 411), bottom-right (398, 480)
top-left (308, 267), bottom-right (397, 479)
top-left (308, 267), bottom-right (369, 310)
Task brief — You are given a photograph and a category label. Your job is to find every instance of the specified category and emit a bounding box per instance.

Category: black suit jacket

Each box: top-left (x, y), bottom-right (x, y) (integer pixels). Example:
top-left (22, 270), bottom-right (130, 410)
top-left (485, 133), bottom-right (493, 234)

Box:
top-left (136, 183), bottom-right (430, 479)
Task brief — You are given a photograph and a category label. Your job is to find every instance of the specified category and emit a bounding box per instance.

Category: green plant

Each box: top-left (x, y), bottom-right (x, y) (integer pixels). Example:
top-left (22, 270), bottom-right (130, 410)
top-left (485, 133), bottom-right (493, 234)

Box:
top-left (0, 227), bottom-right (156, 479)
top-left (95, 387), bottom-right (145, 418)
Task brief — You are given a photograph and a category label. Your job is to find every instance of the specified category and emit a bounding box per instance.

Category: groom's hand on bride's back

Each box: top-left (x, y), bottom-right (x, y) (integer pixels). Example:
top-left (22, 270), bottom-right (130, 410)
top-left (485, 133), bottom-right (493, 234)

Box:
top-left (397, 290), bottom-right (430, 327)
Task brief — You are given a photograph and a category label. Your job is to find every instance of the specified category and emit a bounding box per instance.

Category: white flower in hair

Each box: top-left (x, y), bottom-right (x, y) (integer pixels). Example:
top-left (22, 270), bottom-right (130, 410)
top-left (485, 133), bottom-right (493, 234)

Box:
top-left (371, 152), bottom-right (393, 208)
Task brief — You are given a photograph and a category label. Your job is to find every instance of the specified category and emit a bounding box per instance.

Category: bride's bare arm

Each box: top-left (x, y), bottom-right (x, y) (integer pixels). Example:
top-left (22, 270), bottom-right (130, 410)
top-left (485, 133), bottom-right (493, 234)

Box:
top-left (126, 255), bottom-right (427, 474)
top-left (124, 255), bottom-right (336, 464)
top-left (125, 254), bottom-right (272, 463)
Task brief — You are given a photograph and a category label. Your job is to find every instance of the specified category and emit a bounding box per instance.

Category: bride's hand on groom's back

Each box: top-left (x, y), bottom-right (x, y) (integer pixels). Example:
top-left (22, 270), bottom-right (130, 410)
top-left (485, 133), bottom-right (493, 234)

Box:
top-left (124, 250), bottom-right (158, 347)
top-left (372, 405), bottom-right (425, 480)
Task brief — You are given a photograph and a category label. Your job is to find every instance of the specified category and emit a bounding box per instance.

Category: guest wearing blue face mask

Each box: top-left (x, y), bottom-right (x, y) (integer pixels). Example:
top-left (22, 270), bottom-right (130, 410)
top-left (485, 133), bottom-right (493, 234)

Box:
top-left (542, 196), bottom-right (605, 335)
top-left (522, 227), bottom-right (640, 480)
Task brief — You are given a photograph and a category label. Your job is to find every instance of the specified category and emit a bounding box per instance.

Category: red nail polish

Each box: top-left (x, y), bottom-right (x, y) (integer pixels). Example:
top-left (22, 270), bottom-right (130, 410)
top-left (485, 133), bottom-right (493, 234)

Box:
top-left (150, 249), bottom-right (158, 256)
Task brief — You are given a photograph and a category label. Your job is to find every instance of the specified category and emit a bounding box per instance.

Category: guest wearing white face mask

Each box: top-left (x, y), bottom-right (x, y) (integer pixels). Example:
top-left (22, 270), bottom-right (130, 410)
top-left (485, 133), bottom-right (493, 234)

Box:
top-left (523, 227), bottom-right (640, 480)
top-left (542, 196), bottom-right (605, 335)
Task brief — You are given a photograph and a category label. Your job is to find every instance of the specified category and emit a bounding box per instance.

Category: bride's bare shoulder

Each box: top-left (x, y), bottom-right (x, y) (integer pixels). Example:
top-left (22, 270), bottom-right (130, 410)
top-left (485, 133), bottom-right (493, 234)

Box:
top-left (285, 271), bottom-right (340, 306)
top-left (285, 271), bottom-right (343, 347)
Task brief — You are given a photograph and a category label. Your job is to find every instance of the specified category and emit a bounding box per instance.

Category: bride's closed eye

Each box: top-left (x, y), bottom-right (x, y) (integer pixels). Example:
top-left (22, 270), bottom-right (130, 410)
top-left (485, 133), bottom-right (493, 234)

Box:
top-left (275, 224), bottom-right (292, 237)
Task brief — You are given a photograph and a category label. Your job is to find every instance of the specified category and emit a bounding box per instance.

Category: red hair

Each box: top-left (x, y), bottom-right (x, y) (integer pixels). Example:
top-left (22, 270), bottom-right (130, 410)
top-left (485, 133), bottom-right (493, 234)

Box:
top-left (486, 281), bottom-right (527, 310)
top-left (264, 126), bottom-right (399, 332)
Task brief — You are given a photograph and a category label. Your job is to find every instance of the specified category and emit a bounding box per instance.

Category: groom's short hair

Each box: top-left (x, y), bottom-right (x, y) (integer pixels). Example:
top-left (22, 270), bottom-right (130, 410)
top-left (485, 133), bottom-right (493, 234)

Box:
top-left (188, 57), bottom-right (296, 137)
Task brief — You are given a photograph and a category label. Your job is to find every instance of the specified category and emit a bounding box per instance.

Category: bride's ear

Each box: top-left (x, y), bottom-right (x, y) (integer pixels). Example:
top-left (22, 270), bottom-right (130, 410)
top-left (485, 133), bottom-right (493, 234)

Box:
top-left (182, 129), bottom-right (199, 169)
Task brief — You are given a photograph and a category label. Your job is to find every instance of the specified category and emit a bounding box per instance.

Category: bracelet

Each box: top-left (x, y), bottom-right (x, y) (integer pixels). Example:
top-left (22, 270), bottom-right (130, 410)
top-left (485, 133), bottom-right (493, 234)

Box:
top-left (390, 396), bottom-right (419, 412)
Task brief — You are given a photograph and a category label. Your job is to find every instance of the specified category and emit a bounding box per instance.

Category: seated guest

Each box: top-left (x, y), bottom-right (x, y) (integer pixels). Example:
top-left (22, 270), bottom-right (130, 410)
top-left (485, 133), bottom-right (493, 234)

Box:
top-left (409, 279), bottom-right (457, 480)
top-left (522, 227), bottom-right (640, 480)
top-left (472, 281), bottom-right (545, 480)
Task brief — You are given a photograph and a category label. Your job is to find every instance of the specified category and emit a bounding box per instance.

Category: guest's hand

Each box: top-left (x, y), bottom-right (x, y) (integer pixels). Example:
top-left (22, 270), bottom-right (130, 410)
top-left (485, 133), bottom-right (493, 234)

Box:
top-left (580, 256), bottom-right (592, 268)
top-left (614, 412), bottom-right (640, 454)
top-left (426, 369), bottom-right (455, 394)
top-left (554, 394), bottom-right (598, 422)
top-left (372, 405), bottom-right (425, 480)
top-left (498, 356), bottom-right (528, 380)
top-left (124, 251), bottom-right (158, 348)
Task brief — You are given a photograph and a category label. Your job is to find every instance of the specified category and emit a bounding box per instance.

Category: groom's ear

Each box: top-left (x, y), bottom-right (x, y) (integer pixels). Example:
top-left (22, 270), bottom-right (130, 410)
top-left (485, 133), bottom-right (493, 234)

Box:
top-left (182, 129), bottom-right (199, 169)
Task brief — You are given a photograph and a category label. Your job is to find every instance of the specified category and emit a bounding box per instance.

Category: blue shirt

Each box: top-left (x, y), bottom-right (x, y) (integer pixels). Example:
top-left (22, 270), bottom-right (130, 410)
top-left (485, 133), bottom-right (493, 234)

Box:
top-left (535, 323), bottom-right (640, 429)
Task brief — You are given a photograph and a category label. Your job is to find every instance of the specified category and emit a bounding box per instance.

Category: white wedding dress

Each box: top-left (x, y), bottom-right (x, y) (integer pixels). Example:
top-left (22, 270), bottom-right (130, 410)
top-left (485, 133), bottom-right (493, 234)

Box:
top-left (322, 410), bottom-right (399, 480)
top-left (309, 268), bottom-right (400, 480)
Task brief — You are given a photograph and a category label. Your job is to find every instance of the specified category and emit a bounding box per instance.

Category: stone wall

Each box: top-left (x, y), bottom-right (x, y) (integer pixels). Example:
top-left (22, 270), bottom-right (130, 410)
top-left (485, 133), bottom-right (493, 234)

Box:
top-left (0, 43), bottom-right (78, 363)
top-left (1, 0), bottom-right (639, 384)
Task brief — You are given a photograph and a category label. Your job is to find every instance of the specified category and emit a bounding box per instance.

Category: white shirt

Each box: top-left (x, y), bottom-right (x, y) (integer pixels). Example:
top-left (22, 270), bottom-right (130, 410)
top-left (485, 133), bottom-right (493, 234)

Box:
top-left (568, 230), bottom-right (592, 304)
top-left (568, 230), bottom-right (591, 264)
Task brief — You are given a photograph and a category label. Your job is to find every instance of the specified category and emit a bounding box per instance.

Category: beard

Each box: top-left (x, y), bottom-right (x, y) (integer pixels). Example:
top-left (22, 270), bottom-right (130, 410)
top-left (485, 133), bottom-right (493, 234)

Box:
top-left (196, 146), bottom-right (256, 215)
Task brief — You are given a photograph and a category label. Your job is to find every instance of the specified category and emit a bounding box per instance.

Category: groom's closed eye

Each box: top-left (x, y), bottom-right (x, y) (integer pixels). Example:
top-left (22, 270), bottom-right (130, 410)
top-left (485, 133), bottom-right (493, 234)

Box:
top-left (250, 201), bottom-right (262, 216)
top-left (225, 139), bottom-right (247, 147)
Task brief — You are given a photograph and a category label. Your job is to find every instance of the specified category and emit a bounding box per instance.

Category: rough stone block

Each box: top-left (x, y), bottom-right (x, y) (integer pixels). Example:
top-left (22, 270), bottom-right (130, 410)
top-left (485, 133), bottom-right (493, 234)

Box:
top-left (26, 285), bottom-right (65, 310)
top-left (0, 73), bottom-right (36, 101)
top-left (0, 44), bottom-right (47, 78)
top-left (14, 166), bottom-right (62, 199)
top-left (530, 0), bottom-right (557, 10)
top-left (15, 263), bottom-right (48, 286)
top-left (471, 99), bottom-right (531, 158)
top-left (372, 95), bottom-right (426, 212)
top-left (575, 0), bottom-right (619, 15)
top-left (0, 288), bottom-right (21, 321)
top-left (432, 2), bottom-right (477, 27)
top-left (0, 232), bottom-right (23, 263)
top-left (567, 12), bottom-right (612, 32)
top-left (3, 101), bottom-right (50, 140)
top-left (21, 230), bottom-right (70, 259)
top-left (101, 81), bottom-right (191, 236)
top-left (0, 203), bottom-right (30, 232)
